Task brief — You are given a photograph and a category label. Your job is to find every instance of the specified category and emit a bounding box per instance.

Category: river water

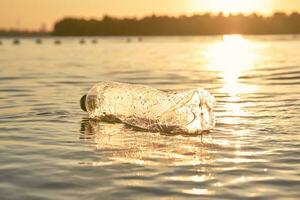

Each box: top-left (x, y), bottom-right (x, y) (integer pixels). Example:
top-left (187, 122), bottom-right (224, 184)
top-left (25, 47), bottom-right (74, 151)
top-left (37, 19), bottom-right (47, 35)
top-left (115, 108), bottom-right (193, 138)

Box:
top-left (0, 35), bottom-right (300, 199)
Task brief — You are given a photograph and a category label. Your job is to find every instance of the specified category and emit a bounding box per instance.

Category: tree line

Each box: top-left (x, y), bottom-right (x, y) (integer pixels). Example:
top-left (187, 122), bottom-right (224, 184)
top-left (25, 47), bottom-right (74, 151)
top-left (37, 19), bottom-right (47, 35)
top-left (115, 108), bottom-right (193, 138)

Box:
top-left (53, 12), bottom-right (300, 36)
top-left (1, 12), bottom-right (300, 36)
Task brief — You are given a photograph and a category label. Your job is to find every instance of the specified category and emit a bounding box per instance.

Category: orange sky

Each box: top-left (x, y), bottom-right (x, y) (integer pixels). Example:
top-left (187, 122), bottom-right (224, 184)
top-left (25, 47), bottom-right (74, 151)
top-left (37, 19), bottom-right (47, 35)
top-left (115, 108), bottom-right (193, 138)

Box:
top-left (0, 0), bottom-right (300, 30)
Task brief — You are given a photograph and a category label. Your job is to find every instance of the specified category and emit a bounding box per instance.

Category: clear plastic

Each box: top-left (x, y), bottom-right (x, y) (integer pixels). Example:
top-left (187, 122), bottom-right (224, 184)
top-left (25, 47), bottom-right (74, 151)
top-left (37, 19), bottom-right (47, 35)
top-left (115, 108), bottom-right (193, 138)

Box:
top-left (84, 81), bottom-right (216, 134)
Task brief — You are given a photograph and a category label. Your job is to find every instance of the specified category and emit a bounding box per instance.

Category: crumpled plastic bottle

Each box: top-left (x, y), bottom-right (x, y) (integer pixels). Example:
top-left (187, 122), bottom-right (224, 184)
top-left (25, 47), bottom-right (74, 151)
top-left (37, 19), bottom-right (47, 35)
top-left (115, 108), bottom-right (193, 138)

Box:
top-left (80, 81), bottom-right (216, 134)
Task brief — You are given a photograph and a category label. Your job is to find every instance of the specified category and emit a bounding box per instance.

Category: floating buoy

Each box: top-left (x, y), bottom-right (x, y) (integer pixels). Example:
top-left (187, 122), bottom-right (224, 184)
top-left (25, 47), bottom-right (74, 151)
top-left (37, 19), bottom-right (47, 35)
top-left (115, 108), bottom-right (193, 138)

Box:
top-left (54, 39), bottom-right (61, 45)
top-left (36, 38), bottom-right (42, 44)
top-left (79, 39), bottom-right (85, 44)
top-left (13, 39), bottom-right (20, 45)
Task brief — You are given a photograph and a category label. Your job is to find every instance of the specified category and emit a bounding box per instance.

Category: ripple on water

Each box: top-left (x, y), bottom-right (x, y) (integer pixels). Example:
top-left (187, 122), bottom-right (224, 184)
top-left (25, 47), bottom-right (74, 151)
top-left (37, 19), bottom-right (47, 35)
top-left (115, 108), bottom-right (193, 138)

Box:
top-left (0, 36), bottom-right (300, 199)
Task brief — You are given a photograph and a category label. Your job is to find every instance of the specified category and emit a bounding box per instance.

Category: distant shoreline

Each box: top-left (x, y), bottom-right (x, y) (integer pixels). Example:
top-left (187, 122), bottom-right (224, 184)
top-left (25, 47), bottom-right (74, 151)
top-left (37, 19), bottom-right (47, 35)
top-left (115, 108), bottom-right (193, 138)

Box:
top-left (2, 12), bottom-right (300, 37)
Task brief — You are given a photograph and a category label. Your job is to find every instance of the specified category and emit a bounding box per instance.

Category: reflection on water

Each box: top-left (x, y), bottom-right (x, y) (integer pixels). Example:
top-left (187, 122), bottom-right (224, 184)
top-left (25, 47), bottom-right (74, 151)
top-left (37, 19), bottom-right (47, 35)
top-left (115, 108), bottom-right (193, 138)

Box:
top-left (1, 36), bottom-right (300, 199)
top-left (80, 118), bottom-right (216, 167)
top-left (80, 118), bottom-right (222, 196)
top-left (205, 34), bottom-right (258, 95)
top-left (205, 35), bottom-right (257, 128)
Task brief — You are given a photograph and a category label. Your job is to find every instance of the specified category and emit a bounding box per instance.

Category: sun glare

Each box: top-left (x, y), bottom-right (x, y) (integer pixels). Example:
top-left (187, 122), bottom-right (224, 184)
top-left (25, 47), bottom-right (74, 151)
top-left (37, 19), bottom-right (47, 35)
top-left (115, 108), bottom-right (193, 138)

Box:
top-left (204, 34), bottom-right (257, 95)
top-left (204, 34), bottom-right (258, 127)
top-left (206, 0), bottom-right (257, 14)
top-left (191, 0), bottom-right (270, 15)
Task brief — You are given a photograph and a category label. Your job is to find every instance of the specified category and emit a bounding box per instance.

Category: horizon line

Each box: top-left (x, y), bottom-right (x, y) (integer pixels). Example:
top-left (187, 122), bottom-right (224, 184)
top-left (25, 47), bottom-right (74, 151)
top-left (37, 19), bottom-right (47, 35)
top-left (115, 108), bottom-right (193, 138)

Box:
top-left (1, 10), bottom-right (299, 32)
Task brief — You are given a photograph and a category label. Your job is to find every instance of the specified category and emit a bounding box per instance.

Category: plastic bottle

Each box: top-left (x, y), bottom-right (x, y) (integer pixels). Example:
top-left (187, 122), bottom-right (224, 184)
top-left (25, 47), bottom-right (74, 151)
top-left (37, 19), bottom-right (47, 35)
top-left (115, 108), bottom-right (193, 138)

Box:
top-left (80, 81), bottom-right (216, 134)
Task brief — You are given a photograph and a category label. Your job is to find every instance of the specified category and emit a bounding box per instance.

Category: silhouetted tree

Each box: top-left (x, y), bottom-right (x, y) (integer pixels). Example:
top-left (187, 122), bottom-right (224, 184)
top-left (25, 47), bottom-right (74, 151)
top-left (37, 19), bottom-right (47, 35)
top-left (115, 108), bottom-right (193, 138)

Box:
top-left (5, 12), bottom-right (300, 36)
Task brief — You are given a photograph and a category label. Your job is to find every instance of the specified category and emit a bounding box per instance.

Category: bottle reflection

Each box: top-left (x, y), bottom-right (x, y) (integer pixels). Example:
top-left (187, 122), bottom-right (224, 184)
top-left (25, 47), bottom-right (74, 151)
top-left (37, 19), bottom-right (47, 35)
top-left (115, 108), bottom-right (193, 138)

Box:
top-left (79, 118), bottom-right (216, 167)
top-left (79, 118), bottom-right (219, 195)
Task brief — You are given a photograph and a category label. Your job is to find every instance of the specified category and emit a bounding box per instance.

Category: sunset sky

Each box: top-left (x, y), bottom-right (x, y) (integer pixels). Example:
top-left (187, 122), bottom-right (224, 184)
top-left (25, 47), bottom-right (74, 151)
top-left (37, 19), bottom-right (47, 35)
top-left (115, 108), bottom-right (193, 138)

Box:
top-left (1, 0), bottom-right (300, 30)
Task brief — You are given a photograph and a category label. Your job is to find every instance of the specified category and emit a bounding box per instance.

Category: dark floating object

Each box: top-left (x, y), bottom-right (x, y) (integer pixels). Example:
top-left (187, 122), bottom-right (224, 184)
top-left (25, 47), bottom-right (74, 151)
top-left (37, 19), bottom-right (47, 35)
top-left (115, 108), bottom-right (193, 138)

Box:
top-left (13, 39), bottom-right (20, 45)
top-left (0, 41), bottom-right (2, 45)
top-left (54, 39), bottom-right (61, 45)
top-left (79, 39), bottom-right (85, 44)
top-left (36, 38), bottom-right (42, 44)
top-left (138, 37), bottom-right (143, 42)
top-left (91, 39), bottom-right (97, 44)
top-left (126, 38), bottom-right (132, 43)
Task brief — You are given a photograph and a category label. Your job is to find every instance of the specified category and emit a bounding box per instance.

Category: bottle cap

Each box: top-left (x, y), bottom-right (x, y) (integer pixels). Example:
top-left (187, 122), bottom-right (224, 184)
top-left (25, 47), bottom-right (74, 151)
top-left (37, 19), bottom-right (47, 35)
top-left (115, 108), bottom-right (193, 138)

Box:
top-left (80, 94), bottom-right (87, 112)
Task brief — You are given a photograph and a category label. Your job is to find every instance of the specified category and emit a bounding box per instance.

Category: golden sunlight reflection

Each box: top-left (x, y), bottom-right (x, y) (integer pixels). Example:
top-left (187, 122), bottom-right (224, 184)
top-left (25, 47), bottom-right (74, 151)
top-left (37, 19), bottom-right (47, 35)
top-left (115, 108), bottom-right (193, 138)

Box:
top-left (204, 34), bottom-right (258, 129)
top-left (80, 119), bottom-right (220, 195)
top-left (203, 35), bottom-right (258, 155)
top-left (166, 174), bottom-right (212, 183)
top-left (204, 34), bottom-right (257, 96)
top-left (182, 188), bottom-right (214, 195)
top-left (80, 119), bottom-right (216, 167)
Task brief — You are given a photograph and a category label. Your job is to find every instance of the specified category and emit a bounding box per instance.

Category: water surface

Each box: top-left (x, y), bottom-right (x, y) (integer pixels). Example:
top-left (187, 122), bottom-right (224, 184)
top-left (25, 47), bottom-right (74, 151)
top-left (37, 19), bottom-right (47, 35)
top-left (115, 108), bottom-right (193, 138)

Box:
top-left (0, 35), bottom-right (300, 199)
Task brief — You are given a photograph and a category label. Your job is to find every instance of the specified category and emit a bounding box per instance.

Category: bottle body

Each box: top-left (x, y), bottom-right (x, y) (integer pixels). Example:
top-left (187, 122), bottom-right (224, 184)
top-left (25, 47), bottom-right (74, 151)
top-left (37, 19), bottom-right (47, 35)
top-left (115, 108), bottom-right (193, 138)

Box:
top-left (84, 81), bottom-right (216, 134)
